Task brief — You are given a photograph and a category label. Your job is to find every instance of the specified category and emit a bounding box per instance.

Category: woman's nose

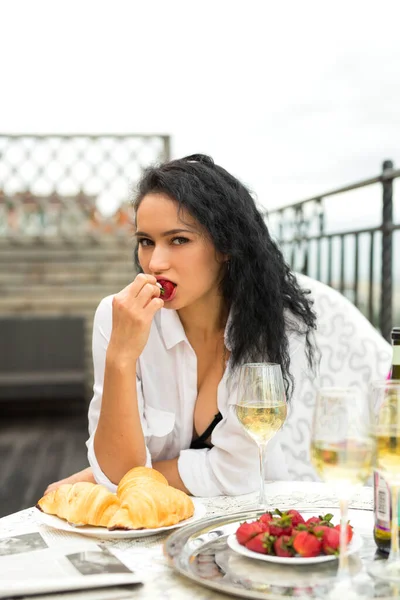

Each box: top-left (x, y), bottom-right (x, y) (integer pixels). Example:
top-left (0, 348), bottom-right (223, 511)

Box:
top-left (148, 246), bottom-right (170, 272)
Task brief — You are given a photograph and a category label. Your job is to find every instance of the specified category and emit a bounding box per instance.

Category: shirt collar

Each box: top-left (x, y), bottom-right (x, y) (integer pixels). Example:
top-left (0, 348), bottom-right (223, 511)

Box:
top-left (159, 308), bottom-right (187, 350)
top-left (159, 307), bottom-right (233, 352)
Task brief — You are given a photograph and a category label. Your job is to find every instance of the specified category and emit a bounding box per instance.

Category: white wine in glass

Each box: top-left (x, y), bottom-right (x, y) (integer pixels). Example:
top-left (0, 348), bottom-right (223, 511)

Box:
top-left (234, 363), bottom-right (287, 509)
top-left (234, 402), bottom-right (287, 445)
top-left (310, 439), bottom-right (375, 488)
top-left (310, 387), bottom-right (374, 599)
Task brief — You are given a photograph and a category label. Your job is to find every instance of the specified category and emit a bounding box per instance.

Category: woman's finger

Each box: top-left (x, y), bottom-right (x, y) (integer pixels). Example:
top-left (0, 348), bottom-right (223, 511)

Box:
top-left (146, 296), bottom-right (164, 316)
top-left (133, 273), bottom-right (157, 296)
top-left (44, 479), bottom-right (66, 495)
top-left (137, 282), bottom-right (162, 307)
top-left (121, 273), bottom-right (157, 299)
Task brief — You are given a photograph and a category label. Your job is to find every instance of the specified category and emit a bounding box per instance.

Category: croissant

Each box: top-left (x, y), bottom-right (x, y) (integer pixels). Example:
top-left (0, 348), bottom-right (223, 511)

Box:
top-left (36, 482), bottom-right (120, 527)
top-left (36, 467), bottom-right (195, 530)
top-left (117, 465), bottom-right (168, 497)
top-left (109, 467), bottom-right (194, 530)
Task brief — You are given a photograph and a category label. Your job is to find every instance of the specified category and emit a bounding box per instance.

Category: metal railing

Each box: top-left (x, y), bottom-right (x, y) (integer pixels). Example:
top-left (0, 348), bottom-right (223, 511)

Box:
top-left (0, 134), bottom-right (170, 244)
top-left (266, 161), bottom-right (400, 341)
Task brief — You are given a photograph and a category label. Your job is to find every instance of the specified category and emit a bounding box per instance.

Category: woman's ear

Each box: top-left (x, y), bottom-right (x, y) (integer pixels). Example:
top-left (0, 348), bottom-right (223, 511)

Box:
top-left (215, 251), bottom-right (230, 265)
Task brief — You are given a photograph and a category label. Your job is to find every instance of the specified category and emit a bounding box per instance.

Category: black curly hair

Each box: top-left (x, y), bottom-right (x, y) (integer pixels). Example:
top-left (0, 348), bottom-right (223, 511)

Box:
top-left (133, 153), bottom-right (317, 399)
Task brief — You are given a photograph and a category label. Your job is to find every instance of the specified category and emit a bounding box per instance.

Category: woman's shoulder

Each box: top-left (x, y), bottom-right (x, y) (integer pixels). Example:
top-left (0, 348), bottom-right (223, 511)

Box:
top-left (93, 294), bottom-right (114, 326)
top-left (96, 293), bottom-right (114, 311)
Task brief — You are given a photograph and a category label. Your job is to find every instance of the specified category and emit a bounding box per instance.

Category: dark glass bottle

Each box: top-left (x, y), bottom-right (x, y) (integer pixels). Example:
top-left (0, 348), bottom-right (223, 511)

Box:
top-left (373, 327), bottom-right (400, 553)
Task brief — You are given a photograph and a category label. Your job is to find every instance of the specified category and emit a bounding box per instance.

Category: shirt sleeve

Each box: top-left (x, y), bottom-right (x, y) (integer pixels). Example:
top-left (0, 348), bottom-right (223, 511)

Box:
top-left (86, 295), bottom-right (152, 492)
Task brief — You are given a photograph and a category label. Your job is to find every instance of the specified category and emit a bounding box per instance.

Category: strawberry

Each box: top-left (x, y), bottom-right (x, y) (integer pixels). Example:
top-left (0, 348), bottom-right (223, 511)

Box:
top-left (274, 535), bottom-right (294, 558)
top-left (313, 525), bottom-right (332, 542)
top-left (158, 280), bottom-right (175, 300)
top-left (294, 523), bottom-right (310, 530)
top-left (274, 508), bottom-right (305, 528)
top-left (322, 527), bottom-right (340, 555)
top-left (245, 532), bottom-right (269, 554)
top-left (305, 516), bottom-right (320, 528)
top-left (293, 530), bottom-right (322, 558)
top-left (236, 520), bottom-right (268, 545)
top-left (334, 523), bottom-right (353, 544)
top-left (305, 513), bottom-right (334, 528)
top-left (259, 511), bottom-right (274, 526)
top-left (319, 513), bottom-right (335, 527)
top-left (245, 532), bottom-right (276, 554)
top-left (269, 515), bottom-right (293, 537)
top-left (286, 509), bottom-right (306, 527)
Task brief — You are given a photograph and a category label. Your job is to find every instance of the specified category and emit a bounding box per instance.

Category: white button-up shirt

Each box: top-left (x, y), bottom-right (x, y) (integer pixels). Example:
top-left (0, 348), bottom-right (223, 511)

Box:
top-left (86, 295), bottom-right (304, 496)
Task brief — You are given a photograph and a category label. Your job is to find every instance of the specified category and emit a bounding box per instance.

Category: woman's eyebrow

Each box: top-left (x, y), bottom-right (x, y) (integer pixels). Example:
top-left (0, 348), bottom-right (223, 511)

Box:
top-left (135, 228), bottom-right (197, 237)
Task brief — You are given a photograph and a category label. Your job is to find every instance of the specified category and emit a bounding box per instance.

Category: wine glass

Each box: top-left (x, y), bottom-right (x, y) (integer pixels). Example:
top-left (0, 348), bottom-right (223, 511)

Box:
top-left (310, 387), bottom-right (375, 598)
top-left (233, 363), bottom-right (287, 510)
top-left (368, 379), bottom-right (400, 583)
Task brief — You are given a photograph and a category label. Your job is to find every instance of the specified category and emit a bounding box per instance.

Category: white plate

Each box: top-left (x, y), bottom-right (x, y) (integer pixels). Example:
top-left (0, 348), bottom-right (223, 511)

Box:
top-left (227, 531), bottom-right (363, 565)
top-left (36, 500), bottom-right (206, 539)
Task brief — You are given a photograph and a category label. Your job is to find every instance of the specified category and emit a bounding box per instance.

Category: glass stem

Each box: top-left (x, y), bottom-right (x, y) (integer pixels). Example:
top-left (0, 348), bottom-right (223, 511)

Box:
top-left (258, 443), bottom-right (267, 510)
top-left (337, 497), bottom-right (351, 583)
top-left (389, 484), bottom-right (400, 564)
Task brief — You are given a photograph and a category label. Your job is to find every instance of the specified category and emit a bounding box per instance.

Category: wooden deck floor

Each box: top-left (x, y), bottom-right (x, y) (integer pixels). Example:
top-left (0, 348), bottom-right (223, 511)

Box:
top-left (0, 410), bottom-right (89, 518)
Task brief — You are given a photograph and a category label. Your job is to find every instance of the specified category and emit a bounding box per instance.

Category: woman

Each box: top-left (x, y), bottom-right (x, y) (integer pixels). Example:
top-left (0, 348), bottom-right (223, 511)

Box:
top-left (46, 154), bottom-right (317, 497)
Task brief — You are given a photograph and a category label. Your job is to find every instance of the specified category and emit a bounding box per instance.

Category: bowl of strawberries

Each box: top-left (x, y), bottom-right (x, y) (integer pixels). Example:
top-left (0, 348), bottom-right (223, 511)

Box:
top-left (227, 508), bottom-right (362, 565)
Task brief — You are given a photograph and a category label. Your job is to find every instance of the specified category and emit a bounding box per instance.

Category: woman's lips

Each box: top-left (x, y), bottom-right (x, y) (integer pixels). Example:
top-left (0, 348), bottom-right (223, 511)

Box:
top-left (157, 279), bottom-right (177, 301)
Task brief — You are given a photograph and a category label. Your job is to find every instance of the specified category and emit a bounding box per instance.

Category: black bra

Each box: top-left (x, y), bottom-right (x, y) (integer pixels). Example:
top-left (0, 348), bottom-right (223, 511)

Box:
top-left (190, 411), bottom-right (223, 450)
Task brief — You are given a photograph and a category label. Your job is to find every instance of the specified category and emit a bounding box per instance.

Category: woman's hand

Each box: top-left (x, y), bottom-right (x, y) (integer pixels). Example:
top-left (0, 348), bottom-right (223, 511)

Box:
top-left (43, 467), bottom-right (95, 495)
top-left (107, 273), bottom-right (163, 364)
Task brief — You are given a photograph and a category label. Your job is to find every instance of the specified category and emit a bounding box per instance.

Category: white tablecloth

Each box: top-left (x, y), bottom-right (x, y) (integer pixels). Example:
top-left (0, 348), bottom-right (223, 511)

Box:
top-left (0, 482), bottom-right (375, 600)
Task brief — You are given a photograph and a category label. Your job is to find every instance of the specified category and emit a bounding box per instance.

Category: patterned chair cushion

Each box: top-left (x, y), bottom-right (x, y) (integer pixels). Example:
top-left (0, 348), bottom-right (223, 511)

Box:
top-left (279, 274), bottom-right (391, 481)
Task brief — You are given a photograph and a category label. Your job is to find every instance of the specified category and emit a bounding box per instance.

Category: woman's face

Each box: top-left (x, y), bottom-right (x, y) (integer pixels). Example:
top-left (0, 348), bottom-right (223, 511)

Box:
top-left (136, 193), bottom-right (226, 310)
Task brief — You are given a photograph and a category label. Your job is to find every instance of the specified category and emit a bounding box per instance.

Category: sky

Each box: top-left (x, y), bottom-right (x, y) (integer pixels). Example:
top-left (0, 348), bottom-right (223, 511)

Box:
top-left (0, 0), bottom-right (399, 232)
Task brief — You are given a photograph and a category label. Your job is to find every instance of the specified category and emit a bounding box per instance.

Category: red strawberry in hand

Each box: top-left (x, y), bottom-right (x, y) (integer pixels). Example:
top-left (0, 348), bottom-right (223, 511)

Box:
top-left (245, 532), bottom-right (276, 554)
top-left (236, 521), bottom-right (269, 545)
top-left (334, 523), bottom-right (353, 544)
top-left (322, 528), bottom-right (340, 555)
top-left (274, 535), bottom-right (294, 558)
top-left (293, 530), bottom-right (322, 557)
top-left (158, 279), bottom-right (175, 300)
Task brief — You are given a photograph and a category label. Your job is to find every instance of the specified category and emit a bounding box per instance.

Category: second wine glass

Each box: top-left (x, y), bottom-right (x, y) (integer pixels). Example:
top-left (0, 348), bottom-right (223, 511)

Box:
top-left (310, 386), bottom-right (375, 599)
top-left (233, 363), bottom-right (287, 510)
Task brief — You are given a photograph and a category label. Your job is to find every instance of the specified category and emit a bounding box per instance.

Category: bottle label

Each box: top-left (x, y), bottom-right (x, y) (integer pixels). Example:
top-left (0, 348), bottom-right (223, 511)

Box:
top-left (374, 471), bottom-right (391, 532)
top-left (393, 345), bottom-right (400, 367)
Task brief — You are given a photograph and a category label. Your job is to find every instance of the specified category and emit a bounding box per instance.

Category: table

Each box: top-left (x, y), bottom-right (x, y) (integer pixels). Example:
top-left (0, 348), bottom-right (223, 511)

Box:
top-left (0, 481), bottom-right (394, 599)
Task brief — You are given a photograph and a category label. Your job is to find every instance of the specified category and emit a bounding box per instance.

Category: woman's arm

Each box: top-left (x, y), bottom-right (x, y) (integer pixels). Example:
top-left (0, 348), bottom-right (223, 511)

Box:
top-left (152, 458), bottom-right (191, 494)
top-left (93, 355), bottom-right (147, 484)
top-left (91, 274), bottom-right (163, 485)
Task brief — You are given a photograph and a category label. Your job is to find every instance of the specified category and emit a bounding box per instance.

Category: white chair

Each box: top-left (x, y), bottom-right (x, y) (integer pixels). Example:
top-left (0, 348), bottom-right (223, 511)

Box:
top-left (279, 273), bottom-right (391, 481)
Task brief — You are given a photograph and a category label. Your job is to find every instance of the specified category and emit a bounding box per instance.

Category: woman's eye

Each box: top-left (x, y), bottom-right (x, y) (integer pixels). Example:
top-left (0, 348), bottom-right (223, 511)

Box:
top-left (138, 238), bottom-right (153, 247)
top-left (171, 237), bottom-right (189, 245)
